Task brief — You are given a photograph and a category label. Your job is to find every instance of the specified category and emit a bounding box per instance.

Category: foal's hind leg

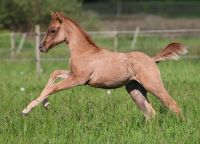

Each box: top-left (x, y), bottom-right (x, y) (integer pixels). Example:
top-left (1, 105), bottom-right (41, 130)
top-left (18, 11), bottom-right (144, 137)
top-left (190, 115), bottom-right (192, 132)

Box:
top-left (126, 81), bottom-right (156, 120)
top-left (148, 85), bottom-right (180, 114)
top-left (138, 66), bottom-right (180, 115)
top-left (42, 70), bottom-right (70, 108)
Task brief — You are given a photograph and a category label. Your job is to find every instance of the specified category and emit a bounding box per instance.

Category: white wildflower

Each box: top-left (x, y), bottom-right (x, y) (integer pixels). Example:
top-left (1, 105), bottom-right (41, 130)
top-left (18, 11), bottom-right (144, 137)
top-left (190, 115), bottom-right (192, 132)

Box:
top-left (20, 87), bottom-right (25, 92)
top-left (107, 90), bottom-right (111, 95)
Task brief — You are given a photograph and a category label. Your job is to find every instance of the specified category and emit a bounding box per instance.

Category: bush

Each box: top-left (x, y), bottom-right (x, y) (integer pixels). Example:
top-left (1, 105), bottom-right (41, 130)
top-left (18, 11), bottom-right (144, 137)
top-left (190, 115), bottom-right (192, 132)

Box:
top-left (0, 0), bottom-right (82, 31)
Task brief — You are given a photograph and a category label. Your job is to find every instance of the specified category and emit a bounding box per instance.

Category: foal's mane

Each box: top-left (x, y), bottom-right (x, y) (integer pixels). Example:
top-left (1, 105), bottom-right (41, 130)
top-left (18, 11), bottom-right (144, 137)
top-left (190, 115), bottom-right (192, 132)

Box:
top-left (58, 13), bottom-right (98, 48)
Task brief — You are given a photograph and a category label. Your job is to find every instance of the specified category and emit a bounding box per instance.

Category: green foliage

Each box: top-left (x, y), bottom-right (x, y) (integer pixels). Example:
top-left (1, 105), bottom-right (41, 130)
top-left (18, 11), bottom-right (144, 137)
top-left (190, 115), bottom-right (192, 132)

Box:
top-left (0, 0), bottom-right (82, 31)
top-left (0, 0), bottom-right (21, 30)
top-left (83, 1), bottom-right (200, 18)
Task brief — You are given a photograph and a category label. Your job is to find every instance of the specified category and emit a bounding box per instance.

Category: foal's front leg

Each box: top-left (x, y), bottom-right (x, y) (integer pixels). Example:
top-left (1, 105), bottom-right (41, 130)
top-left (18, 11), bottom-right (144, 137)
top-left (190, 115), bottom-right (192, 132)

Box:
top-left (42, 70), bottom-right (70, 108)
top-left (22, 74), bottom-right (86, 115)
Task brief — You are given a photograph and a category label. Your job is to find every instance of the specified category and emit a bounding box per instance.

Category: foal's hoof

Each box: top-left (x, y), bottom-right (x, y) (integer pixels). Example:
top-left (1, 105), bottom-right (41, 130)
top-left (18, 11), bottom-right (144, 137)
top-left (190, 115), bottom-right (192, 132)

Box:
top-left (21, 111), bottom-right (29, 117)
top-left (43, 102), bottom-right (50, 110)
top-left (21, 108), bottom-right (30, 116)
top-left (177, 112), bottom-right (185, 121)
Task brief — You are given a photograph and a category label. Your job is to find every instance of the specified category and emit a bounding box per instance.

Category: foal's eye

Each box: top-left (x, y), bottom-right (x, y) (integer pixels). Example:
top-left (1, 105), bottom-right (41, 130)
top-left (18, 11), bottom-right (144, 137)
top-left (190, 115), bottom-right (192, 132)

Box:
top-left (50, 29), bottom-right (56, 34)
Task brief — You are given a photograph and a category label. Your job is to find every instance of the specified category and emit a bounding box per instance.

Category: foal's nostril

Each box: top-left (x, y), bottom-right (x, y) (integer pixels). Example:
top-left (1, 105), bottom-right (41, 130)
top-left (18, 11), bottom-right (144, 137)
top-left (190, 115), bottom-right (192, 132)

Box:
top-left (39, 43), bottom-right (48, 53)
top-left (39, 43), bottom-right (43, 50)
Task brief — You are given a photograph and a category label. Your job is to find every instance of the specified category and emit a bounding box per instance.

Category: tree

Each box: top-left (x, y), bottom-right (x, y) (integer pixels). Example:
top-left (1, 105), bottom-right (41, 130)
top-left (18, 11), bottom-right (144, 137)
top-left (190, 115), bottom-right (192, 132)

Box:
top-left (0, 0), bottom-right (82, 31)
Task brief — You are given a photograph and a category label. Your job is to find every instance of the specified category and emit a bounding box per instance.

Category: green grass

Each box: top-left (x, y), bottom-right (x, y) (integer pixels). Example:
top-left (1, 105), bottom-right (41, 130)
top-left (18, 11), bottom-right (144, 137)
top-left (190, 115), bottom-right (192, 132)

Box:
top-left (0, 36), bottom-right (200, 143)
top-left (0, 59), bottom-right (200, 143)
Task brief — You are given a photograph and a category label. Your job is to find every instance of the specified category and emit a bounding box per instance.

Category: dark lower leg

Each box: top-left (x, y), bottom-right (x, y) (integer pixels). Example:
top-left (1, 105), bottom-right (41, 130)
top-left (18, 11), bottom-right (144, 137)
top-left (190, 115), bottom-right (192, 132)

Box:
top-left (126, 81), bottom-right (156, 120)
top-left (130, 89), bottom-right (156, 119)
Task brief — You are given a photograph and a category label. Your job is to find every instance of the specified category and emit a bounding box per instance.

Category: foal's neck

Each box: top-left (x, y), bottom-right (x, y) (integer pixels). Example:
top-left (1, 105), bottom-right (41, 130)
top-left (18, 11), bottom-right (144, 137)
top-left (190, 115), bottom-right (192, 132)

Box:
top-left (63, 19), bottom-right (99, 57)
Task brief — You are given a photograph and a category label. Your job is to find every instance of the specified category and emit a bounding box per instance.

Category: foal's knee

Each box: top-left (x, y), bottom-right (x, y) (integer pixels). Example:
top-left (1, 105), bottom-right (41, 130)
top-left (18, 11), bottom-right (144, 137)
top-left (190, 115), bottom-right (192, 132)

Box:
top-left (50, 70), bottom-right (61, 79)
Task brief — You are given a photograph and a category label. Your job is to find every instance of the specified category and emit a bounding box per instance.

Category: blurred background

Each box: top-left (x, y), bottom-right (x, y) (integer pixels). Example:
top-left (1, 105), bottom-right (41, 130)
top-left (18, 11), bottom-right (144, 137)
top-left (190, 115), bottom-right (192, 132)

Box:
top-left (1, 0), bottom-right (200, 65)
top-left (1, 1), bottom-right (200, 143)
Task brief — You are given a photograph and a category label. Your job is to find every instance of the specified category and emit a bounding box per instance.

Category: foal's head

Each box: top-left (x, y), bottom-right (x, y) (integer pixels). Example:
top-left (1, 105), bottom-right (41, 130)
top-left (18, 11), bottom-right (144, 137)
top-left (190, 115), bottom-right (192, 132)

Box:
top-left (39, 12), bottom-right (66, 53)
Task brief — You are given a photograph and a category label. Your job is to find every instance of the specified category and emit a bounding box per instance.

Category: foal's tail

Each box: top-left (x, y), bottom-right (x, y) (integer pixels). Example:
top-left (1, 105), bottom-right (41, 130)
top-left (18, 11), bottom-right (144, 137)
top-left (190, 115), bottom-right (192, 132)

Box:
top-left (153, 43), bottom-right (187, 63)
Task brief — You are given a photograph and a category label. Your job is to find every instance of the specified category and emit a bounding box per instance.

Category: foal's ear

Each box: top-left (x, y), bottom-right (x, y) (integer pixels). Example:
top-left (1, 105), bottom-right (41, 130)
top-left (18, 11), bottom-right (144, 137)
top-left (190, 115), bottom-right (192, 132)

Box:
top-left (51, 12), bottom-right (63, 24)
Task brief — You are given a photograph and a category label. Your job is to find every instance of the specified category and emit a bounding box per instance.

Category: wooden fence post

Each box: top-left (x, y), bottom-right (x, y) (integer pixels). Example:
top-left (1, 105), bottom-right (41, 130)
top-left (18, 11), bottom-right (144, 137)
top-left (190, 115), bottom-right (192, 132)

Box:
top-left (16, 33), bottom-right (27, 55)
top-left (113, 32), bottom-right (118, 51)
top-left (10, 32), bottom-right (16, 58)
top-left (131, 27), bottom-right (140, 49)
top-left (35, 25), bottom-right (41, 74)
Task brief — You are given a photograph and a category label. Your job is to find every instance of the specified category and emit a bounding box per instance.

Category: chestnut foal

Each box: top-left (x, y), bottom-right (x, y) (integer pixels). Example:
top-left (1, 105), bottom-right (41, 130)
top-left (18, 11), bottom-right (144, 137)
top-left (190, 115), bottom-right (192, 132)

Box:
top-left (22, 12), bottom-right (187, 119)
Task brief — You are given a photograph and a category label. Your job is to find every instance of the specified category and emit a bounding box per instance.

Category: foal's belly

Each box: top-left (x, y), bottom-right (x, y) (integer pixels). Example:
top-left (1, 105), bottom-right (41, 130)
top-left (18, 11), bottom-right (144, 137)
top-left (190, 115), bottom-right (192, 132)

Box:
top-left (87, 78), bottom-right (129, 89)
top-left (87, 67), bottom-right (131, 89)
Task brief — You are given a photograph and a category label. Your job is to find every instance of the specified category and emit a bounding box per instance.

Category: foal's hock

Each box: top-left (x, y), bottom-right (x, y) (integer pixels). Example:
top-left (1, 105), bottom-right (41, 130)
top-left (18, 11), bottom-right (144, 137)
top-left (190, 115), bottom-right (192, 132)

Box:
top-left (22, 12), bottom-right (187, 119)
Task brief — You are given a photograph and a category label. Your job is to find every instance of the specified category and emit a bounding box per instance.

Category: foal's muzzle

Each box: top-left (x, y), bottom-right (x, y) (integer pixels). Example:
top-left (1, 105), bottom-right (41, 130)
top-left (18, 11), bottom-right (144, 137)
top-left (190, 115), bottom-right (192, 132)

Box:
top-left (39, 43), bottom-right (48, 53)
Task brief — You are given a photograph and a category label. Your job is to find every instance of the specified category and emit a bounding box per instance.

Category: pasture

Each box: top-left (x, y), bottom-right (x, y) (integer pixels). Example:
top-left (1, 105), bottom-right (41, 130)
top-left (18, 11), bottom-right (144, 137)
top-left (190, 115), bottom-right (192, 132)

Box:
top-left (0, 35), bottom-right (200, 143)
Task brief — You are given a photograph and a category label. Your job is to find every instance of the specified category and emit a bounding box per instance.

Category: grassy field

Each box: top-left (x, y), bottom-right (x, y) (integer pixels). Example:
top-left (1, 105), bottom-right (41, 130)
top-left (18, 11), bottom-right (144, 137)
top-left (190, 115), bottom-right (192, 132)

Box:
top-left (0, 36), bottom-right (200, 143)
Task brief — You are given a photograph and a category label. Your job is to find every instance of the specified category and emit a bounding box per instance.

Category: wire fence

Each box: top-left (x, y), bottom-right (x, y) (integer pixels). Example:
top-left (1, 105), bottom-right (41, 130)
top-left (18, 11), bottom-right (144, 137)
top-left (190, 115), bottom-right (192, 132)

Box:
top-left (1, 27), bottom-right (200, 68)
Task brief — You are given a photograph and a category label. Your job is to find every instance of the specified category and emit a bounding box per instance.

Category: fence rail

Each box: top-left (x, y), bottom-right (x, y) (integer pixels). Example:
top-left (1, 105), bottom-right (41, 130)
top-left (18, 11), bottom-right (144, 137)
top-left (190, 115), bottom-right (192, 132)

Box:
top-left (1, 28), bottom-right (200, 36)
